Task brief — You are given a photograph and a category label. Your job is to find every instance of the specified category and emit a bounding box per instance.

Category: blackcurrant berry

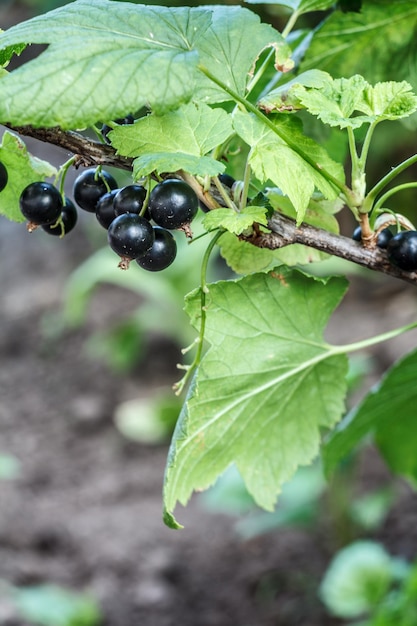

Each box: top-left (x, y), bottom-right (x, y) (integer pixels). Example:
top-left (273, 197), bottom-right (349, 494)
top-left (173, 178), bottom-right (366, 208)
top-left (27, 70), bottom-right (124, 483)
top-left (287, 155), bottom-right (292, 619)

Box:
top-left (113, 184), bottom-right (147, 217)
top-left (101, 114), bottom-right (134, 144)
top-left (387, 230), bottom-right (417, 271)
top-left (375, 228), bottom-right (394, 249)
top-left (19, 182), bottom-right (63, 228)
top-left (218, 173), bottom-right (235, 188)
top-left (136, 227), bottom-right (177, 272)
top-left (148, 179), bottom-right (198, 230)
top-left (352, 226), bottom-right (362, 242)
top-left (95, 189), bottom-right (120, 229)
top-left (41, 197), bottom-right (78, 236)
top-left (0, 161), bottom-right (8, 192)
top-left (107, 213), bottom-right (154, 267)
top-left (73, 168), bottom-right (118, 212)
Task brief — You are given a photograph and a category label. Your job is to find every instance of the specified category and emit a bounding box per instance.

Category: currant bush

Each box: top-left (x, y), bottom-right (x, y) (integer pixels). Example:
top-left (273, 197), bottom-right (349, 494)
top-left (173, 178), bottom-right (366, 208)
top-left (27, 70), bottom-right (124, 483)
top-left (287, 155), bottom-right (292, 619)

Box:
top-left (0, 161), bottom-right (8, 192)
top-left (148, 179), bottom-right (199, 230)
top-left (73, 167), bottom-right (118, 212)
top-left (136, 227), bottom-right (177, 272)
top-left (19, 182), bottom-right (63, 227)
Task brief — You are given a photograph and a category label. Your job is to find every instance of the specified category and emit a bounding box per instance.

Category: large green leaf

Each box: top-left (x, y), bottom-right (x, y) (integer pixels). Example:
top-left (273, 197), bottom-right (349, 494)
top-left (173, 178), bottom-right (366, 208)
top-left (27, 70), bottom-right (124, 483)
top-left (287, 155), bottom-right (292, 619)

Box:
top-left (0, 0), bottom-right (210, 127)
top-left (233, 111), bottom-right (345, 222)
top-left (0, 1), bottom-right (292, 129)
top-left (0, 131), bottom-right (57, 222)
top-left (301, 0), bottom-right (417, 105)
top-left (195, 6), bottom-right (293, 103)
top-left (164, 269), bottom-right (349, 528)
top-left (110, 102), bottom-right (233, 177)
top-left (323, 348), bottom-right (417, 483)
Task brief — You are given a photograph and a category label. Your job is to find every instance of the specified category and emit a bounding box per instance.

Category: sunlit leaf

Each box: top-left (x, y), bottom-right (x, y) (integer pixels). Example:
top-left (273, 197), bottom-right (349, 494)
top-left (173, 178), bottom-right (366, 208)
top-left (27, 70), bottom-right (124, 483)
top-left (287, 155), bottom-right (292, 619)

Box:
top-left (202, 206), bottom-right (268, 235)
top-left (0, 1), bottom-right (292, 129)
top-left (164, 269), bottom-right (348, 527)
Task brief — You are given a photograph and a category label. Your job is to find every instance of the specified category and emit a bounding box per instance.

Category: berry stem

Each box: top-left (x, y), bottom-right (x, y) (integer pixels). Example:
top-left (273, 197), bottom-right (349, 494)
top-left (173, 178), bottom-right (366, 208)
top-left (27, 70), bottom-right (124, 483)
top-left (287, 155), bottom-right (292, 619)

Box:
top-left (55, 155), bottom-right (76, 199)
top-left (239, 161), bottom-right (251, 212)
top-left (373, 181), bottom-right (417, 215)
top-left (364, 153), bottom-right (417, 211)
top-left (139, 175), bottom-right (152, 218)
top-left (331, 320), bottom-right (417, 355)
top-left (281, 9), bottom-right (300, 39)
top-left (173, 230), bottom-right (223, 395)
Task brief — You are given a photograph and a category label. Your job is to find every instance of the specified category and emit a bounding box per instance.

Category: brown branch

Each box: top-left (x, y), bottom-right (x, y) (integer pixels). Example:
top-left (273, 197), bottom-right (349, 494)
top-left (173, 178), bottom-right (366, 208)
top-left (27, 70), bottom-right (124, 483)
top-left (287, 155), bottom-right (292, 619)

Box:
top-left (4, 124), bottom-right (134, 170)
top-left (244, 212), bottom-right (417, 286)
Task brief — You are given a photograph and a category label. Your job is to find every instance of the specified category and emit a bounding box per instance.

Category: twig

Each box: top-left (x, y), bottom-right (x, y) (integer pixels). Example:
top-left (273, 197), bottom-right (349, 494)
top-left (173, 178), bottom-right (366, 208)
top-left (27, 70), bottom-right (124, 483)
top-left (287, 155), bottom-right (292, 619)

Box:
top-left (244, 212), bottom-right (417, 286)
top-left (4, 124), bottom-right (133, 170)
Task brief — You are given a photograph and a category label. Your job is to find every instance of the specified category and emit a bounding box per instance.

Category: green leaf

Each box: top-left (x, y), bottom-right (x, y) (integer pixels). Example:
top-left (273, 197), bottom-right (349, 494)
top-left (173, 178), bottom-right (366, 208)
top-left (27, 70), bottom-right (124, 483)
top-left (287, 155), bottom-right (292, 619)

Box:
top-left (218, 232), bottom-right (279, 275)
top-left (195, 6), bottom-right (293, 104)
top-left (258, 69), bottom-right (332, 114)
top-left (133, 153), bottom-right (224, 179)
top-left (301, 0), bottom-right (417, 114)
top-left (111, 103), bottom-right (233, 158)
top-left (13, 585), bottom-right (101, 626)
top-left (0, 0), bottom-right (212, 127)
top-left (233, 111), bottom-right (344, 222)
top-left (244, 0), bottom-right (335, 12)
top-left (202, 206), bottom-right (268, 235)
top-left (163, 269), bottom-right (349, 526)
top-left (110, 102), bottom-right (233, 177)
top-left (319, 541), bottom-right (394, 618)
top-left (0, 2), bottom-right (292, 129)
top-left (0, 42), bottom-right (26, 67)
top-left (358, 80), bottom-right (417, 121)
top-left (292, 75), bottom-right (373, 129)
top-left (287, 75), bottom-right (417, 128)
top-left (323, 349), bottom-right (417, 483)
top-left (0, 131), bottom-right (57, 222)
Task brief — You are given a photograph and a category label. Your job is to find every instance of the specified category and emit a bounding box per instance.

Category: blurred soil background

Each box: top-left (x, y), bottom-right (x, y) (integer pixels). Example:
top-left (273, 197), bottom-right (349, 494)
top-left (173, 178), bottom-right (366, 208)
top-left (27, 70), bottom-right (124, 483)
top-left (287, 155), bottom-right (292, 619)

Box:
top-left (1, 2), bottom-right (417, 625)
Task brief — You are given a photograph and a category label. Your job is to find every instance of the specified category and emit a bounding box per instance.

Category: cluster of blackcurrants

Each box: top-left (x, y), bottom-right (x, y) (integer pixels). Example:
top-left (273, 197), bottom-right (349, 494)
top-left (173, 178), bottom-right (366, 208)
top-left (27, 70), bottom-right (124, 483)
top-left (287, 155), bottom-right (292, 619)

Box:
top-left (17, 165), bottom-right (199, 272)
top-left (353, 225), bottom-right (417, 272)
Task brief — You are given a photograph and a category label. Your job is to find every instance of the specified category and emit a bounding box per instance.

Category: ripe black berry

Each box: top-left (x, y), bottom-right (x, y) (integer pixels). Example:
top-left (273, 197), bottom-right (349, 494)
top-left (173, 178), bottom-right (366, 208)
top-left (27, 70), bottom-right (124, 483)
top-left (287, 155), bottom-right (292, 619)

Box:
top-left (101, 114), bottom-right (134, 144)
top-left (387, 230), bottom-right (417, 271)
top-left (0, 161), bottom-right (8, 192)
top-left (19, 182), bottom-right (63, 228)
top-left (95, 189), bottom-right (120, 229)
top-left (148, 179), bottom-right (198, 230)
top-left (136, 227), bottom-right (177, 271)
top-left (113, 184), bottom-right (147, 217)
top-left (218, 173), bottom-right (235, 188)
top-left (73, 168), bottom-right (118, 212)
top-left (107, 213), bottom-right (154, 268)
top-left (41, 197), bottom-right (78, 236)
